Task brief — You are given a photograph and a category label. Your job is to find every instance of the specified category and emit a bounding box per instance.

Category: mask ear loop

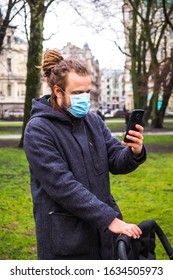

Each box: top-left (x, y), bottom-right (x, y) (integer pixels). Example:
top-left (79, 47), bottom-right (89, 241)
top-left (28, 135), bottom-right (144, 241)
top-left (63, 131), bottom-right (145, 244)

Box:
top-left (54, 86), bottom-right (72, 112)
top-left (60, 88), bottom-right (74, 111)
top-left (60, 88), bottom-right (71, 98)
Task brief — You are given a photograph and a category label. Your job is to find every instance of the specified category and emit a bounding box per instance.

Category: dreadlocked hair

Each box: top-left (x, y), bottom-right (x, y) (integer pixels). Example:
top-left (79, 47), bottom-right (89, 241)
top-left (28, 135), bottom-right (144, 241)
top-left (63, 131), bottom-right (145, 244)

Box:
top-left (41, 49), bottom-right (64, 78)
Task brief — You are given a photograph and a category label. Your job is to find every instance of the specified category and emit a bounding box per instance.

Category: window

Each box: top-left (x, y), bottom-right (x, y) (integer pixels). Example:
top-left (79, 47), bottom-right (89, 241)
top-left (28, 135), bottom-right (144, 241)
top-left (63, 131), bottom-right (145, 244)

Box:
top-left (129, 11), bottom-right (132, 20)
top-left (7, 84), bottom-right (12, 96)
top-left (161, 48), bottom-right (166, 60)
top-left (7, 58), bottom-right (12, 72)
top-left (171, 48), bottom-right (173, 58)
top-left (7, 36), bottom-right (11, 48)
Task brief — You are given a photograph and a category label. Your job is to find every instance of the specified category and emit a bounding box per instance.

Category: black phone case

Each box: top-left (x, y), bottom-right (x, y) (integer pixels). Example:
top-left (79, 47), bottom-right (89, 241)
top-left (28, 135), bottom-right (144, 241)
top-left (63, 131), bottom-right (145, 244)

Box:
top-left (124, 109), bottom-right (144, 143)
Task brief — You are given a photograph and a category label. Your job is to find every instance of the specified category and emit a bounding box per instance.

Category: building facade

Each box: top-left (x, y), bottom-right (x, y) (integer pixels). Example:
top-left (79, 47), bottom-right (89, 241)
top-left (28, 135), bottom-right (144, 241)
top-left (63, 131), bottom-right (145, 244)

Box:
top-left (99, 68), bottom-right (125, 113)
top-left (0, 25), bottom-right (27, 118)
top-left (0, 33), bottom-right (102, 118)
top-left (0, 26), bottom-right (124, 119)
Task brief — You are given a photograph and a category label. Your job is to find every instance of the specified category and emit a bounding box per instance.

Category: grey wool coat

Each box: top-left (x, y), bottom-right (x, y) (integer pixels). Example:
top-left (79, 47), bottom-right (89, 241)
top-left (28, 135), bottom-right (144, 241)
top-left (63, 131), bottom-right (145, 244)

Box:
top-left (24, 95), bottom-right (146, 260)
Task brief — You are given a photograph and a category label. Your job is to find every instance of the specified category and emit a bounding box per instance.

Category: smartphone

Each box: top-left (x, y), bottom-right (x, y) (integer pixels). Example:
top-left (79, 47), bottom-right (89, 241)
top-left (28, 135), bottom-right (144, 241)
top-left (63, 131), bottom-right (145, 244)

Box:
top-left (124, 109), bottom-right (144, 143)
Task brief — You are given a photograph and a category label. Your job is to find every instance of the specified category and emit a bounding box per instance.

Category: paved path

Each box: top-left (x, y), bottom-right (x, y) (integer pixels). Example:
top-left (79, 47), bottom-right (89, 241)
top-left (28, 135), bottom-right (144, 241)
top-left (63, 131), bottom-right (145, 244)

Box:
top-left (0, 119), bottom-right (173, 139)
top-left (0, 134), bottom-right (22, 139)
top-left (0, 130), bottom-right (173, 140)
top-left (112, 131), bottom-right (173, 137)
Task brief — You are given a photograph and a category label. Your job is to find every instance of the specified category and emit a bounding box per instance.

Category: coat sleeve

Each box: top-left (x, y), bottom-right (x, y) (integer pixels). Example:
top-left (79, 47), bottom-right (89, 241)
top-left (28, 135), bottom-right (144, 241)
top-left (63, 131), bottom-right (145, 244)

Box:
top-left (24, 119), bottom-right (118, 232)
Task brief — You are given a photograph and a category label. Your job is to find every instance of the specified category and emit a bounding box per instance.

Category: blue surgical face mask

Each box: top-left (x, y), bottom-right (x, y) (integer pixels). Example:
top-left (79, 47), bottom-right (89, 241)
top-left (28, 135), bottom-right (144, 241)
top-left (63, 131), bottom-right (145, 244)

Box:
top-left (61, 89), bottom-right (91, 118)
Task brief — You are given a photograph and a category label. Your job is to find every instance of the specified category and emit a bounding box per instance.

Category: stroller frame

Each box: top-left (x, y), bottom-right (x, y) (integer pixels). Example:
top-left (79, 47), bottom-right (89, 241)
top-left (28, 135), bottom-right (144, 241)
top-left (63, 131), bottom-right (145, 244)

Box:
top-left (116, 219), bottom-right (173, 260)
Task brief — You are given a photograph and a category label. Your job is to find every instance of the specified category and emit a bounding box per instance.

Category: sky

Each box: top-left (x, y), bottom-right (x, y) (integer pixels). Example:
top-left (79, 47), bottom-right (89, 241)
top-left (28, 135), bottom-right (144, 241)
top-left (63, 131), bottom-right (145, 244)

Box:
top-left (43, 2), bottom-right (125, 70)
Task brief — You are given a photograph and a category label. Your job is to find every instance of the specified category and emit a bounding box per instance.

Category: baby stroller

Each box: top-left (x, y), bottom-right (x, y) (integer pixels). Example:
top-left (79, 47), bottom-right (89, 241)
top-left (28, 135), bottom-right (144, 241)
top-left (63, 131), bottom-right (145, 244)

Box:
top-left (116, 219), bottom-right (173, 260)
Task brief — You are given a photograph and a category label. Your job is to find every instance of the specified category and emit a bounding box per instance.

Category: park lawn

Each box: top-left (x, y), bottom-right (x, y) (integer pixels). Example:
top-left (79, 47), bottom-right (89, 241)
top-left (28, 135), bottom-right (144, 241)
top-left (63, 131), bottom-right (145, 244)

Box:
top-left (0, 126), bottom-right (22, 135)
top-left (142, 135), bottom-right (173, 146)
top-left (0, 118), bottom-right (173, 135)
top-left (119, 134), bottom-right (173, 146)
top-left (110, 152), bottom-right (173, 260)
top-left (106, 118), bottom-right (173, 132)
top-left (0, 122), bottom-right (22, 126)
top-left (0, 122), bottom-right (22, 135)
top-left (0, 148), bottom-right (36, 260)
top-left (0, 146), bottom-right (173, 260)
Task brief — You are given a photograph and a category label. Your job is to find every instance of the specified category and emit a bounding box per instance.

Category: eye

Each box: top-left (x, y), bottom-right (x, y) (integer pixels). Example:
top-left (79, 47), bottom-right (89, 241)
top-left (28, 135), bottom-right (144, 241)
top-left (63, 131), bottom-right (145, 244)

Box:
top-left (72, 90), bottom-right (91, 95)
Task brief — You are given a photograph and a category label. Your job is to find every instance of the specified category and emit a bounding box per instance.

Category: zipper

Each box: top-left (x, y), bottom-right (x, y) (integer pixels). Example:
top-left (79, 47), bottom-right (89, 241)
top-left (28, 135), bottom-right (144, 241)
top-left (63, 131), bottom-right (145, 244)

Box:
top-left (49, 210), bottom-right (74, 217)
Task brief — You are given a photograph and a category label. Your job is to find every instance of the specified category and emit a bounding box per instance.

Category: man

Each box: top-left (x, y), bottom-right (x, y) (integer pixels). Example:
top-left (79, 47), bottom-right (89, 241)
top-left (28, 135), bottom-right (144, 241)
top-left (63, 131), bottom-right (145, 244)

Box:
top-left (24, 49), bottom-right (146, 260)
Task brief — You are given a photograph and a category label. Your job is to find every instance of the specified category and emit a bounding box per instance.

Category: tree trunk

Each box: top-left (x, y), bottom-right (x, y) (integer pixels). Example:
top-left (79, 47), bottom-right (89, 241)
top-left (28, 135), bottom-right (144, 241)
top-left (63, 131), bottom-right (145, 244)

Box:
top-left (150, 57), bottom-right (173, 128)
top-left (19, 1), bottom-right (45, 147)
top-left (126, 0), bottom-right (173, 128)
top-left (133, 75), bottom-right (149, 109)
top-left (157, 70), bottom-right (173, 126)
top-left (128, 0), bottom-right (150, 111)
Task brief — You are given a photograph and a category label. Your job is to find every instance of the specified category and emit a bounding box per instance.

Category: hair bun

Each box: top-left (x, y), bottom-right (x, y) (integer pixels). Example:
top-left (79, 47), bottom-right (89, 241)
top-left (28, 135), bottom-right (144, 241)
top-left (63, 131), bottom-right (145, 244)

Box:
top-left (42, 49), bottom-right (64, 77)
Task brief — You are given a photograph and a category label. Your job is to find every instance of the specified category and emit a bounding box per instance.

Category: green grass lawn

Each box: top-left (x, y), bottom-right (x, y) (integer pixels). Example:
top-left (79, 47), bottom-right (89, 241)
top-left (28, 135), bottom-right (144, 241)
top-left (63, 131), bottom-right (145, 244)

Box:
top-left (0, 125), bottom-right (22, 135)
top-left (0, 148), bottom-right (36, 260)
top-left (0, 137), bottom-right (173, 259)
top-left (106, 119), bottom-right (173, 132)
top-left (111, 152), bottom-right (173, 260)
top-left (0, 118), bottom-right (173, 135)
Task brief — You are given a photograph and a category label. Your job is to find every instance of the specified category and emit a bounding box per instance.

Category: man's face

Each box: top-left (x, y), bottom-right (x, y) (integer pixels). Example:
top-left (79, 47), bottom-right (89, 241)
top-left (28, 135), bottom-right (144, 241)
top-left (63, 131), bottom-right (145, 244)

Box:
top-left (61, 71), bottom-right (92, 109)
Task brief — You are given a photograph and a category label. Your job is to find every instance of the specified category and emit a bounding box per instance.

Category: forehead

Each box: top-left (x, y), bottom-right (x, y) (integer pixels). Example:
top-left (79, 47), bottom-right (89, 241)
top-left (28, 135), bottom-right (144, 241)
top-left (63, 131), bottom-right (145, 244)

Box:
top-left (65, 71), bottom-right (91, 91)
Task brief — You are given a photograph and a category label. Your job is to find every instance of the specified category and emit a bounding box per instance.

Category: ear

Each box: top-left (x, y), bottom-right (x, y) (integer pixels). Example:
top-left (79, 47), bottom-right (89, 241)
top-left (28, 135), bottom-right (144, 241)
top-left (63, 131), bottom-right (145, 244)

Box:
top-left (53, 85), bottom-right (62, 98)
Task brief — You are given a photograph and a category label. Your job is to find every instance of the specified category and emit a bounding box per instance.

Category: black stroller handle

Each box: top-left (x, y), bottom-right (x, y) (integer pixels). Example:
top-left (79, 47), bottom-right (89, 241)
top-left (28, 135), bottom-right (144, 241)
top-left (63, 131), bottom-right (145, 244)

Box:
top-left (117, 219), bottom-right (173, 260)
top-left (154, 221), bottom-right (173, 260)
top-left (117, 240), bottom-right (129, 260)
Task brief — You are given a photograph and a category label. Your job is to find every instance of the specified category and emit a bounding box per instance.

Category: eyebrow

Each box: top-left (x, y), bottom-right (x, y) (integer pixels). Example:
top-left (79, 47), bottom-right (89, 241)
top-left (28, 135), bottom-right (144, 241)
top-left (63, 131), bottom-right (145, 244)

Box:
top-left (71, 89), bottom-right (91, 94)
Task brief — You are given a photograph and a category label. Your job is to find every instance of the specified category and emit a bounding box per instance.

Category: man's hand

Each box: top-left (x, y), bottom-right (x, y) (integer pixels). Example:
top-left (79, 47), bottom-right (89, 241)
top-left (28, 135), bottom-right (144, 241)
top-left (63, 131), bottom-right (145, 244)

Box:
top-left (122, 124), bottom-right (144, 154)
top-left (108, 217), bottom-right (142, 239)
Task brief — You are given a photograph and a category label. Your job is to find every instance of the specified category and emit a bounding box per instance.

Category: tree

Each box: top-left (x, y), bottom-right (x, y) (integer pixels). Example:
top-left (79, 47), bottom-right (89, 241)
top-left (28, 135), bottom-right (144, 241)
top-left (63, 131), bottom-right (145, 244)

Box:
top-left (162, 0), bottom-right (173, 30)
top-left (70, 0), bottom-right (173, 128)
top-left (123, 0), bottom-right (173, 128)
top-left (157, 54), bottom-right (173, 125)
top-left (19, 0), bottom-right (58, 147)
top-left (0, 0), bottom-right (24, 53)
top-left (123, 0), bottom-right (149, 111)
top-left (143, 0), bottom-right (173, 127)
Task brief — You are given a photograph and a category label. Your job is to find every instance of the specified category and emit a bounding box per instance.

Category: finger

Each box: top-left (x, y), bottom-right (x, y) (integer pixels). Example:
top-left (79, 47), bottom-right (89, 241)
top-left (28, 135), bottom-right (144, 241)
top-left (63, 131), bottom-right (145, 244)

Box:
top-left (123, 135), bottom-right (143, 147)
top-left (121, 228), bottom-right (133, 237)
top-left (126, 225), bottom-right (142, 239)
top-left (135, 124), bottom-right (144, 133)
top-left (121, 226), bottom-right (137, 238)
top-left (122, 229), bottom-right (139, 239)
top-left (128, 130), bottom-right (144, 140)
top-left (136, 226), bottom-right (142, 235)
top-left (132, 226), bottom-right (142, 238)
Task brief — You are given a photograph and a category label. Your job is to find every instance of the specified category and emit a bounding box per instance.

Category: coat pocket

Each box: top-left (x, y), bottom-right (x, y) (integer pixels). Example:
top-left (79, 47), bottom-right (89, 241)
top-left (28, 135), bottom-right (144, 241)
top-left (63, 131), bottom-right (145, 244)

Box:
top-left (49, 211), bottom-right (91, 257)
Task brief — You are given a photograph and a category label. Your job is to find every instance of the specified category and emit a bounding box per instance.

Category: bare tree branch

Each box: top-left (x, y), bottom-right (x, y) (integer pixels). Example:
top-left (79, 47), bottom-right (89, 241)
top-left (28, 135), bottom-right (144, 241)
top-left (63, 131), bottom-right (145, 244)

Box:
top-left (0, 0), bottom-right (25, 52)
top-left (162, 0), bottom-right (173, 30)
